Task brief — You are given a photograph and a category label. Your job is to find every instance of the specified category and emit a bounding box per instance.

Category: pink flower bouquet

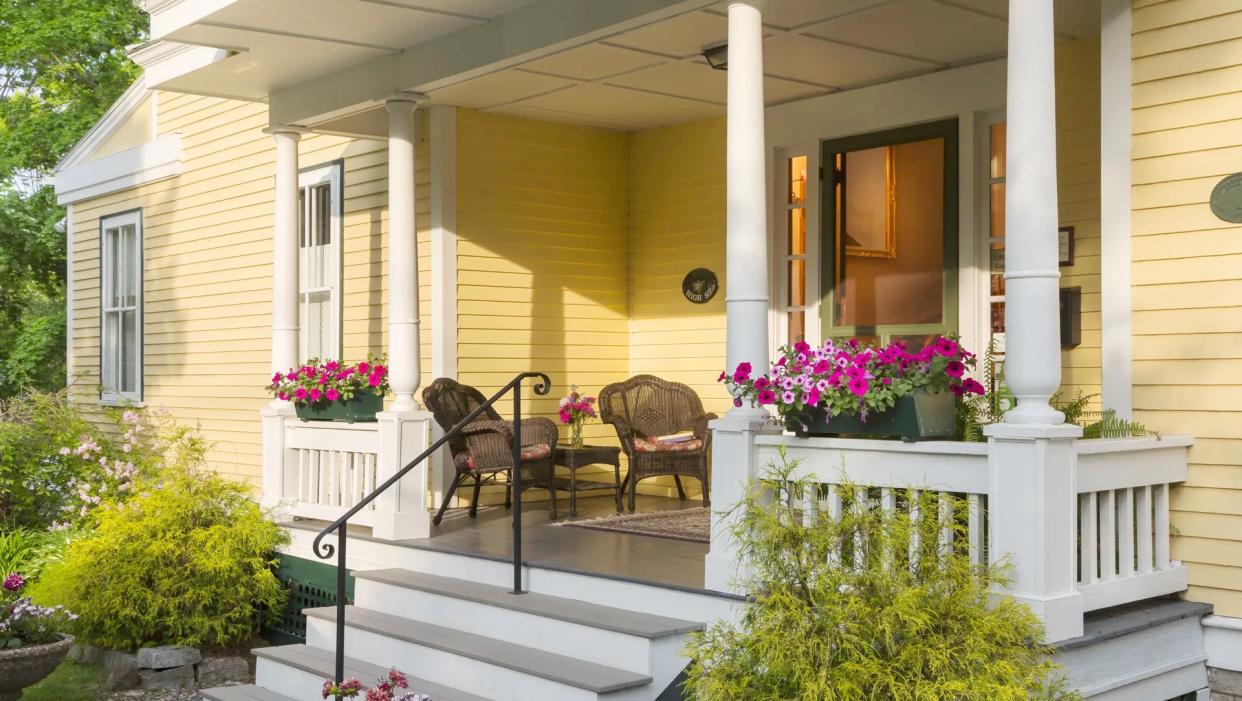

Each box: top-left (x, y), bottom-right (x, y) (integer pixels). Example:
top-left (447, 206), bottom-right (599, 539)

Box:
top-left (267, 355), bottom-right (390, 407)
top-left (322, 668), bottom-right (428, 701)
top-left (719, 336), bottom-right (984, 427)
top-left (557, 386), bottom-right (597, 449)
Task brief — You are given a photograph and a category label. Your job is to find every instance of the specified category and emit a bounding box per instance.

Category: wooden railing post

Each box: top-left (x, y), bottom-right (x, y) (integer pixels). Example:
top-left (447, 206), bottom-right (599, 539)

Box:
top-left (372, 409), bottom-right (433, 540)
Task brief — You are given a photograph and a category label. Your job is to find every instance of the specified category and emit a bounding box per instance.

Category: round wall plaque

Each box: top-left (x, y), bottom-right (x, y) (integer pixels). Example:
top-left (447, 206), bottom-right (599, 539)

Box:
top-left (682, 268), bottom-right (718, 304)
top-left (1210, 173), bottom-right (1242, 223)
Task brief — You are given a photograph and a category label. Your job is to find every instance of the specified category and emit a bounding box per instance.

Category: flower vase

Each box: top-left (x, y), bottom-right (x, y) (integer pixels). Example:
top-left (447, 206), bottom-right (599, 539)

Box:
top-left (570, 423), bottom-right (585, 449)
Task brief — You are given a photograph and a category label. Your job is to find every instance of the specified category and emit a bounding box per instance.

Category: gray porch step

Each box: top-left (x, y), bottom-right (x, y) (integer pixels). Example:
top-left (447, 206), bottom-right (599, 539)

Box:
top-left (305, 604), bottom-right (653, 694)
top-left (352, 568), bottom-right (703, 637)
top-left (252, 644), bottom-right (489, 701)
top-left (199, 685), bottom-right (297, 701)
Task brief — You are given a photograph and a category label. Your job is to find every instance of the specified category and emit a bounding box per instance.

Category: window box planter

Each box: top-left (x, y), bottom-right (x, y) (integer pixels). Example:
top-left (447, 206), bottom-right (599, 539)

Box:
top-left (0, 634), bottom-right (75, 701)
top-left (786, 390), bottom-right (955, 441)
top-left (295, 389), bottom-right (384, 423)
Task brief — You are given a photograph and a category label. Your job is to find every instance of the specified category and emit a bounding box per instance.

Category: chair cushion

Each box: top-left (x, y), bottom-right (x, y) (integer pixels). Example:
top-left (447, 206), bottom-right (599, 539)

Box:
top-left (632, 436), bottom-right (704, 453)
top-left (454, 443), bottom-right (552, 472)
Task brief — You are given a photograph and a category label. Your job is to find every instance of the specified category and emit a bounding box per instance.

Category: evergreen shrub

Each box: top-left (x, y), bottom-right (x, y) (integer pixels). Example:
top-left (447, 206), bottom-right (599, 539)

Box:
top-left (31, 466), bottom-right (289, 650)
top-left (684, 451), bottom-right (1079, 701)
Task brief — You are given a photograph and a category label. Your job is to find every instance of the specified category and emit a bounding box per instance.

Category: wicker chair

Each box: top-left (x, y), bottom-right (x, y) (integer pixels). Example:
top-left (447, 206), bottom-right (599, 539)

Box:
top-left (599, 374), bottom-right (717, 512)
top-left (422, 378), bottom-right (559, 525)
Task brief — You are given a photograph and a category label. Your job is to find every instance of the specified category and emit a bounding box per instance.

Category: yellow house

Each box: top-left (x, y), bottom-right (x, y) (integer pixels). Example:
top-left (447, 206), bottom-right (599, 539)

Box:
top-left (53, 1), bottom-right (1242, 698)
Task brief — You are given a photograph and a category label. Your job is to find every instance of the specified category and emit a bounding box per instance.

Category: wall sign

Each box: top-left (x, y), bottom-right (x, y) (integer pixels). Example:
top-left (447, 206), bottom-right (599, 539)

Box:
top-left (1058, 226), bottom-right (1075, 267)
top-left (682, 268), bottom-right (718, 304)
top-left (1210, 173), bottom-right (1242, 223)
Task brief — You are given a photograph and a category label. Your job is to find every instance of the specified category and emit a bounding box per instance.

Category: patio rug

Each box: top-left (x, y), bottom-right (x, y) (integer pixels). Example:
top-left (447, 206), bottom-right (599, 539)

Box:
top-left (555, 507), bottom-right (711, 544)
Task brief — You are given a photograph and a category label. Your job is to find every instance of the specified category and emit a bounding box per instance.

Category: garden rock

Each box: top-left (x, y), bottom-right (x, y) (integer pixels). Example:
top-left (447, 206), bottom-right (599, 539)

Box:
top-left (195, 656), bottom-right (250, 686)
top-left (103, 649), bottom-right (140, 690)
top-left (139, 664), bottom-right (195, 690)
top-left (138, 645), bottom-right (202, 670)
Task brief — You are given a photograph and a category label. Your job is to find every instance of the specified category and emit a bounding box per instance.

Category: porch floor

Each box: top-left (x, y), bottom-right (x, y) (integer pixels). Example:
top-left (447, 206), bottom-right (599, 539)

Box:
top-left (291, 494), bottom-right (712, 592)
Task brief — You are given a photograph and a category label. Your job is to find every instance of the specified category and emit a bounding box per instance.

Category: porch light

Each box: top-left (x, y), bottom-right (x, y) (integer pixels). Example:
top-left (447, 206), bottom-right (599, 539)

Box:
top-left (703, 43), bottom-right (728, 70)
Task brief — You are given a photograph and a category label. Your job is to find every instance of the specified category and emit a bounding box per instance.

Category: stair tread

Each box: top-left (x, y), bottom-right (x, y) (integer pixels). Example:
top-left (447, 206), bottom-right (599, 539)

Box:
top-left (200, 685), bottom-right (298, 701)
top-left (353, 568), bottom-right (703, 638)
top-left (253, 644), bottom-right (490, 701)
top-left (305, 604), bottom-right (653, 693)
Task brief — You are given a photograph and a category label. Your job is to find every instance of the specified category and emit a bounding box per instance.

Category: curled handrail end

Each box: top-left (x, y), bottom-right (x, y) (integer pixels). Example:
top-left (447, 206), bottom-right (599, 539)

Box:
top-left (311, 535), bottom-right (336, 560)
top-left (530, 372), bottom-right (552, 396)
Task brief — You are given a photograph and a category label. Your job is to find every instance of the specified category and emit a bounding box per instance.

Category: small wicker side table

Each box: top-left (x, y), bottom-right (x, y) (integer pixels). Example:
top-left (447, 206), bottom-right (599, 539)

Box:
top-left (553, 444), bottom-right (623, 516)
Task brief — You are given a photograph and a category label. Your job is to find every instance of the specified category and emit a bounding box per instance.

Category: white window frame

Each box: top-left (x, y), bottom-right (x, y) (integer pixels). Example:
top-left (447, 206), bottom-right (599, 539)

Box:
top-left (298, 161), bottom-right (343, 361)
top-left (99, 209), bottom-right (143, 404)
top-left (975, 110), bottom-right (1006, 357)
top-left (771, 143), bottom-right (822, 354)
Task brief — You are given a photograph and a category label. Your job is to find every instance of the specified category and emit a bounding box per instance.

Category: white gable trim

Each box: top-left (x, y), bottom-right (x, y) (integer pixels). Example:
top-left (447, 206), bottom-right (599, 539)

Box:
top-left (54, 134), bottom-right (182, 205)
top-left (57, 75), bottom-right (153, 171)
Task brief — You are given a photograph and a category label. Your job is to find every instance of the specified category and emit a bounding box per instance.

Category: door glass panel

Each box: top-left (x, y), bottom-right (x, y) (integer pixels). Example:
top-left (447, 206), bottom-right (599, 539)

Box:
top-left (789, 156), bottom-right (806, 205)
top-left (788, 311), bottom-right (805, 343)
top-left (990, 122), bottom-right (1006, 179)
top-left (831, 137), bottom-right (945, 328)
top-left (789, 208), bottom-right (806, 255)
top-left (788, 259), bottom-right (805, 306)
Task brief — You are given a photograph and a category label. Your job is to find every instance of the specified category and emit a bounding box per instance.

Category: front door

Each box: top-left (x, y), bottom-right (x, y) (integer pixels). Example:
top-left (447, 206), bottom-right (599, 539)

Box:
top-left (819, 118), bottom-right (959, 348)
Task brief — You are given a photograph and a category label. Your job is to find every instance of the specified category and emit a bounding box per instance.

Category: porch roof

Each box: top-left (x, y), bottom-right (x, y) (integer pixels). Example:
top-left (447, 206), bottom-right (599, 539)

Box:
top-left (137, 0), bottom-right (1100, 136)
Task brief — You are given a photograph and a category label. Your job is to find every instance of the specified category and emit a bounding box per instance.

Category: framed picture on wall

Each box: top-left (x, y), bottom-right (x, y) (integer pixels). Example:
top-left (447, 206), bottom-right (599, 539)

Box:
top-left (843, 146), bottom-right (897, 258)
top-left (1058, 225), bottom-right (1075, 267)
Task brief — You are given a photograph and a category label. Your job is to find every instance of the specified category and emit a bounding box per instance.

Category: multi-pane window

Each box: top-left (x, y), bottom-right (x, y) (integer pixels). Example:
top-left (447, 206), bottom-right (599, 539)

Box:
top-left (100, 210), bottom-right (142, 402)
top-left (987, 122), bottom-right (1007, 347)
top-left (298, 163), bottom-right (342, 361)
top-left (784, 155), bottom-right (809, 343)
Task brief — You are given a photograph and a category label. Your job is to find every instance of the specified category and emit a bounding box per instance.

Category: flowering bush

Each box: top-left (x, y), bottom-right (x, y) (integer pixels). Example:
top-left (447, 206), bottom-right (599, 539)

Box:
top-left (268, 356), bottom-right (390, 406)
top-left (1, 572), bottom-right (76, 648)
top-left (323, 669), bottom-right (429, 701)
top-left (719, 336), bottom-right (984, 426)
top-left (557, 386), bottom-right (597, 448)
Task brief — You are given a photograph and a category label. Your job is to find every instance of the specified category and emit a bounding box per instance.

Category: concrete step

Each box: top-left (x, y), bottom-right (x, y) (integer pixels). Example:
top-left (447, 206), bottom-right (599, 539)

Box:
top-left (352, 568), bottom-right (701, 673)
top-left (199, 685), bottom-right (298, 701)
top-left (252, 644), bottom-right (489, 701)
top-left (305, 604), bottom-right (653, 701)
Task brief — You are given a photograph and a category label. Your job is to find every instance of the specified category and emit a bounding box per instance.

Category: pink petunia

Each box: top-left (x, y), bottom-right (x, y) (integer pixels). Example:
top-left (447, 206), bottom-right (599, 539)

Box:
top-left (757, 389), bottom-right (777, 405)
top-left (935, 337), bottom-right (959, 357)
top-left (294, 388), bottom-right (308, 400)
top-left (357, 361), bottom-right (370, 375)
top-left (781, 390), bottom-right (796, 405)
top-left (962, 378), bottom-right (986, 395)
top-left (310, 388), bottom-right (323, 402)
top-left (733, 362), bottom-right (752, 384)
top-left (754, 377), bottom-right (771, 391)
top-left (368, 373), bottom-right (382, 388)
top-left (848, 377), bottom-right (869, 398)
top-left (326, 388), bottom-right (340, 401)
top-left (717, 371), bottom-right (728, 382)
top-left (272, 372), bottom-right (283, 384)
top-left (945, 360), bottom-right (965, 378)
top-left (813, 359), bottom-right (832, 374)
top-left (806, 388), bottom-right (822, 407)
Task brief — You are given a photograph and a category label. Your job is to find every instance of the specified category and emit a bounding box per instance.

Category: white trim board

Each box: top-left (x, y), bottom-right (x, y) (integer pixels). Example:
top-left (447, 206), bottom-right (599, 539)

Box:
top-left (1204, 615), bottom-right (1242, 672)
top-left (57, 76), bottom-right (151, 171)
top-left (54, 134), bottom-right (183, 205)
top-left (429, 105), bottom-right (458, 381)
top-left (1100, 0), bottom-right (1133, 418)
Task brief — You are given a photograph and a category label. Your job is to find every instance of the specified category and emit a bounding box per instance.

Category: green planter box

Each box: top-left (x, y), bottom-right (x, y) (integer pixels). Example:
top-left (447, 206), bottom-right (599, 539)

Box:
top-left (786, 390), bottom-right (955, 441)
top-left (294, 389), bottom-right (384, 423)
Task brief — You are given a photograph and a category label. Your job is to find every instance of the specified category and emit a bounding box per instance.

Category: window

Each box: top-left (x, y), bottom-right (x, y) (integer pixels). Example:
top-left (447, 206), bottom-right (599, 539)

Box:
top-left (298, 162), bottom-right (342, 361)
top-left (783, 155), bottom-right (810, 343)
top-left (986, 121), bottom-right (1007, 347)
top-left (100, 210), bottom-right (142, 402)
top-left (820, 119), bottom-right (959, 348)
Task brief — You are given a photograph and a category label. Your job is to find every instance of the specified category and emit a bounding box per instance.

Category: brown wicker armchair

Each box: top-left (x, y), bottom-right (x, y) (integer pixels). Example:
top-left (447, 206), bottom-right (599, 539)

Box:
top-left (422, 378), bottom-right (559, 525)
top-left (599, 374), bottom-right (717, 512)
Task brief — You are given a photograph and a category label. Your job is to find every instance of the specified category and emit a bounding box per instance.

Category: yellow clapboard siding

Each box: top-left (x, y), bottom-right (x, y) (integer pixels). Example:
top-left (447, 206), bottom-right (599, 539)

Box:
top-left (1132, 8), bottom-right (1242, 58)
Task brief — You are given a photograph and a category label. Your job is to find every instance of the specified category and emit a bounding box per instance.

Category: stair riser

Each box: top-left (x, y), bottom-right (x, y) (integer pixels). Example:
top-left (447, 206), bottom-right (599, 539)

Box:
top-left (305, 616), bottom-right (614, 701)
top-left (255, 657), bottom-right (348, 700)
top-left (354, 578), bottom-right (655, 674)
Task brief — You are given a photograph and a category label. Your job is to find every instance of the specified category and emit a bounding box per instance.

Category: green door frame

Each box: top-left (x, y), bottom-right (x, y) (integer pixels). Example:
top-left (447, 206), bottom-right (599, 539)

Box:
top-left (818, 118), bottom-right (960, 344)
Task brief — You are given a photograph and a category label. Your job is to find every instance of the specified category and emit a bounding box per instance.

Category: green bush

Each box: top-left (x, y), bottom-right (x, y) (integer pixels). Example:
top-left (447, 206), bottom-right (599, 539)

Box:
top-left (31, 466), bottom-right (289, 650)
top-left (0, 527), bottom-right (76, 582)
top-left (684, 452), bottom-right (1078, 701)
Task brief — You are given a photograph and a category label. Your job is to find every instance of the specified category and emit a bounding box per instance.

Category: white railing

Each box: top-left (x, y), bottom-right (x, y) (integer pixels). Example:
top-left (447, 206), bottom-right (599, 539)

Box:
top-left (712, 429), bottom-right (1193, 643)
top-left (261, 407), bottom-right (437, 540)
top-left (1075, 437), bottom-right (1190, 612)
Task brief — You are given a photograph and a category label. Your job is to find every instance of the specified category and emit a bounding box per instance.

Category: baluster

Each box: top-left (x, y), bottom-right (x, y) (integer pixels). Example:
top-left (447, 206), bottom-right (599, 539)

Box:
top-left (802, 482), bottom-right (818, 528)
top-left (1118, 487), bottom-right (1134, 578)
top-left (1079, 492), bottom-right (1098, 584)
top-left (909, 489), bottom-right (921, 574)
top-left (1100, 489), bottom-right (1116, 581)
top-left (350, 453), bottom-right (361, 507)
top-left (852, 490), bottom-right (867, 570)
top-left (298, 449), bottom-right (307, 502)
top-left (328, 451), bottom-right (339, 507)
top-left (1136, 485), bottom-right (1153, 573)
top-left (826, 484), bottom-right (842, 565)
top-left (367, 452), bottom-right (377, 505)
top-left (313, 450), bottom-right (323, 505)
top-left (880, 488), bottom-right (896, 569)
top-left (938, 492), bottom-right (952, 564)
top-left (967, 493), bottom-right (983, 565)
top-left (1155, 483), bottom-right (1170, 570)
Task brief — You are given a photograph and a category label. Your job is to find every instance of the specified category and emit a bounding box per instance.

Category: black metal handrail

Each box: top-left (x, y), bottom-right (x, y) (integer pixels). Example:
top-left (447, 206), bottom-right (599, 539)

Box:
top-left (311, 371), bottom-right (551, 695)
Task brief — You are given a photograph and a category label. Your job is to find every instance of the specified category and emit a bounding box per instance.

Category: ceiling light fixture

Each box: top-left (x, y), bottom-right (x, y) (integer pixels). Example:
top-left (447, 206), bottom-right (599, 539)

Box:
top-left (703, 43), bottom-right (728, 70)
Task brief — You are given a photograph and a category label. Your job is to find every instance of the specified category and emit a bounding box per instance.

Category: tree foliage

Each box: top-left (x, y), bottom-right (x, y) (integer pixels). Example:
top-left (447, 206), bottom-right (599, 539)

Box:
top-left (683, 452), bottom-right (1079, 700)
top-left (0, 0), bottom-right (147, 397)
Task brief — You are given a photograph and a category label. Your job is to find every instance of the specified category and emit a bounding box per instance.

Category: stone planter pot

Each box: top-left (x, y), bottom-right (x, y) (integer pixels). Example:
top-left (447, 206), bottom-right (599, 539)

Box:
top-left (786, 390), bottom-right (956, 441)
top-left (294, 389), bottom-right (384, 423)
top-left (0, 635), bottom-right (75, 701)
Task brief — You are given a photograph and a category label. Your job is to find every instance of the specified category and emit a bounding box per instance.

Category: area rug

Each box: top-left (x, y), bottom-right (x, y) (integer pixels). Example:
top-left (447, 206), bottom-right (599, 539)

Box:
top-left (555, 507), bottom-right (711, 544)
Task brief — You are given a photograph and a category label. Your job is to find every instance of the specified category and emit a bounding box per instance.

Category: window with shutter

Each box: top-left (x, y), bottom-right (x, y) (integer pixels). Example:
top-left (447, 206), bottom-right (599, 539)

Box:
top-left (298, 162), bottom-right (343, 361)
top-left (100, 210), bottom-right (143, 402)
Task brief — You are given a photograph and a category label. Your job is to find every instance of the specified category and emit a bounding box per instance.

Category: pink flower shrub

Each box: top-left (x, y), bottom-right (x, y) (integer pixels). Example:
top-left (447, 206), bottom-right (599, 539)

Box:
top-left (268, 355), bottom-right (390, 407)
top-left (0, 572), bottom-right (77, 648)
top-left (719, 336), bottom-right (984, 426)
top-left (322, 669), bottom-right (428, 701)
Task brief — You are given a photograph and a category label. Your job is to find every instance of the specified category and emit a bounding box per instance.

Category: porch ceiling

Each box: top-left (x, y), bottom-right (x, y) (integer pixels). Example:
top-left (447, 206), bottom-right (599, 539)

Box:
top-left (141, 0), bottom-right (1100, 135)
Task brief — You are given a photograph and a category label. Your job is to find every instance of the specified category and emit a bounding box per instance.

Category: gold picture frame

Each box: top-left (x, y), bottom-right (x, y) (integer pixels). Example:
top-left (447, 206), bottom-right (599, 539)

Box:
top-left (844, 146), bottom-right (897, 259)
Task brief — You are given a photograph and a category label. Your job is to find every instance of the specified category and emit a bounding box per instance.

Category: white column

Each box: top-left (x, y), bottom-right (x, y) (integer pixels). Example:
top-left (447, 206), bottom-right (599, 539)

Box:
top-left (724, 0), bottom-right (770, 418)
top-left (1001, 0), bottom-right (1064, 426)
top-left (270, 128), bottom-right (302, 386)
top-left (1100, 0), bottom-right (1133, 418)
top-left (262, 126), bottom-right (302, 510)
top-left (386, 94), bottom-right (425, 412)
top-left (707, 0), bottom-right (775, 592)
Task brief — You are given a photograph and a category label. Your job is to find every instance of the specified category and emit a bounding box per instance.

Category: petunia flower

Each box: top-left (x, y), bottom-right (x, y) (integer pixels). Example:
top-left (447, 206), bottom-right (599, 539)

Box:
top-left (848, 377), bottom-right (869, 398)
top-left (326, 388), bottom-right (340, 401)
top-left (945, 360), bottom-right (965, 378)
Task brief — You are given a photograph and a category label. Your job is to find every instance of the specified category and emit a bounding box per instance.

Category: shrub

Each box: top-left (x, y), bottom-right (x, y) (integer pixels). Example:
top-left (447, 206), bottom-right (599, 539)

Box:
top-left (31, 466), bottom-right (289, 650)
top-left (0, 527), bottom-right (77, 583)
top-left (683, 453), bottom-right (1078, 701)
